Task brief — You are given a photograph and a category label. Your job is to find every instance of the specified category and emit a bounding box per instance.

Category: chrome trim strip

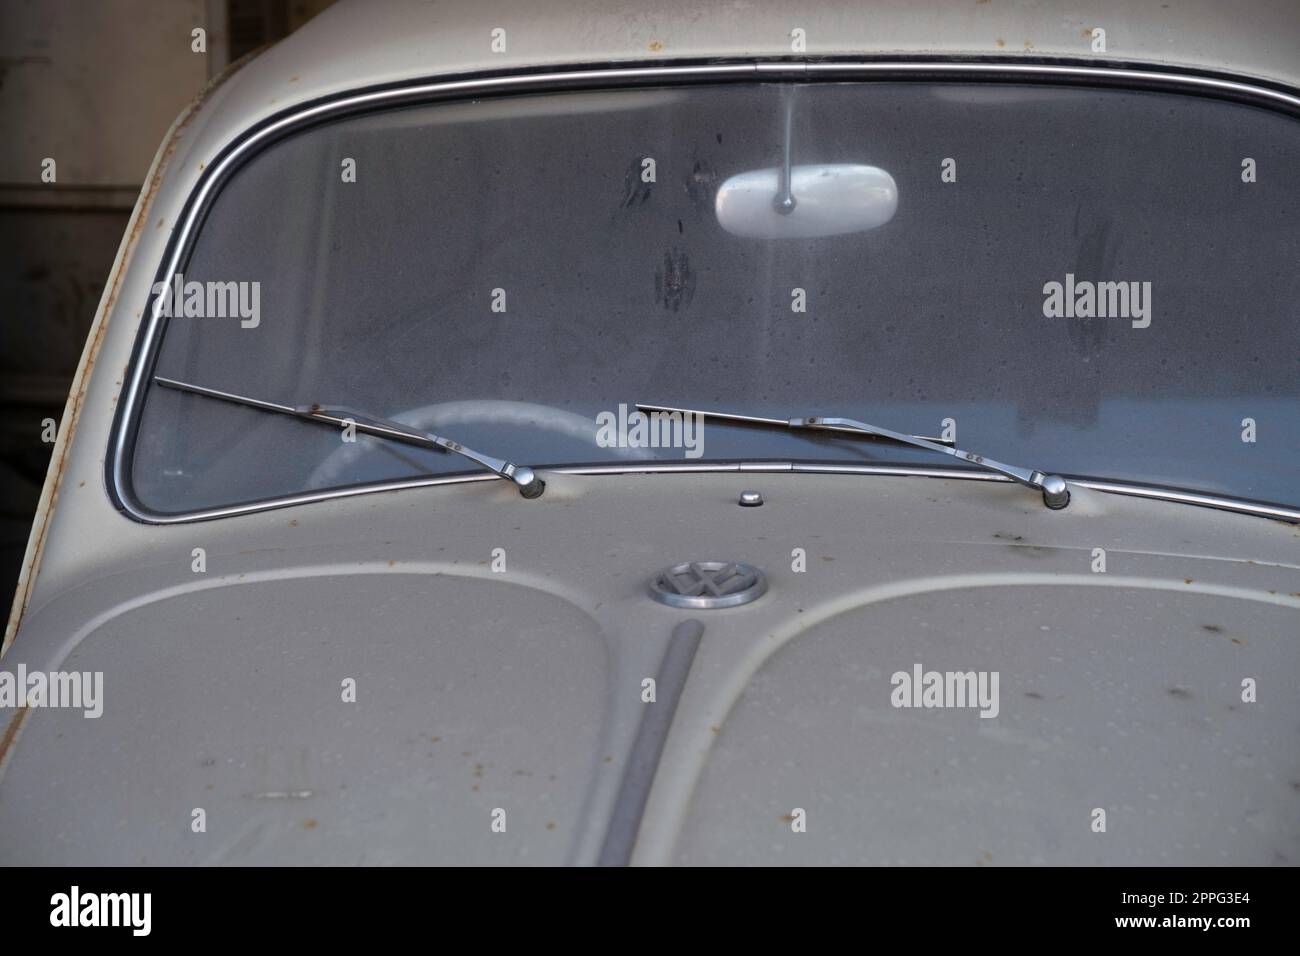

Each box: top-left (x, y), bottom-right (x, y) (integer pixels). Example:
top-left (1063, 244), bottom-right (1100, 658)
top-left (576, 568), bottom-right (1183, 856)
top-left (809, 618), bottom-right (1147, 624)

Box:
top-left (109, 58), bottom-right (1300, 526)
top-left (791, 462), bottom-right (1005, 480)
top-left (598, 618), bottom-right (703, 867)
top-left (125, 461), bottom-right (1300, 525)
top-left (804, 61), bottom-right (1300, 112)
top-left (1069, 480), bottom-right (1300, 524)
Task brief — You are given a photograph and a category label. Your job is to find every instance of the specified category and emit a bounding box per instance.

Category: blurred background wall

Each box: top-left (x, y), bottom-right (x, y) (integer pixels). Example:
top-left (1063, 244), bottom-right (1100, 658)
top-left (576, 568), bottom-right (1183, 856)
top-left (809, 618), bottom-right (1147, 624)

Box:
top-left (0, 0), bottom-right (338, 616)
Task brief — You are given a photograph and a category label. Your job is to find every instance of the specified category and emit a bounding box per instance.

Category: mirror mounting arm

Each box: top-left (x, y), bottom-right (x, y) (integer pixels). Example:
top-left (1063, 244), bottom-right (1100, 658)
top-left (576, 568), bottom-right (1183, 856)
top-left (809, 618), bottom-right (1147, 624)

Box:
top-left (774, 87), bottom-right (797, 214)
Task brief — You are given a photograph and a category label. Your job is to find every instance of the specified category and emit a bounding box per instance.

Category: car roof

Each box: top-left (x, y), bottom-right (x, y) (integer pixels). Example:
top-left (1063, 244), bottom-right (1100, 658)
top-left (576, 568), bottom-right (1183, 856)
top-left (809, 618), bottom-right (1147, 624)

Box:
top-left (245, 0), bottom-right (1299, 99)
top-left (176, 0), bottom-right (1299, 190)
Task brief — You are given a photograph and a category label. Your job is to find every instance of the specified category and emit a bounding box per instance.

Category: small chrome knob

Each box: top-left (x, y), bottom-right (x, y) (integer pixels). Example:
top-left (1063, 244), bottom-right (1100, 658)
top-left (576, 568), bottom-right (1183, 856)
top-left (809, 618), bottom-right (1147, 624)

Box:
top-left (739, 490), bottom-right (764, 507)
top-left (1040, 474), bottom-right (1070, 510)
top-left (512, 466), bottom-right (545, 499)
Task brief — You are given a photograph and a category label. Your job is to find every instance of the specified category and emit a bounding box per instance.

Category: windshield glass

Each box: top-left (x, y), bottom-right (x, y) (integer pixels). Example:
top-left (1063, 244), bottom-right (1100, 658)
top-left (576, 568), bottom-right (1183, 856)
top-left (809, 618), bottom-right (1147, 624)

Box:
top-left (128, 80), bottom-right (1300, 515)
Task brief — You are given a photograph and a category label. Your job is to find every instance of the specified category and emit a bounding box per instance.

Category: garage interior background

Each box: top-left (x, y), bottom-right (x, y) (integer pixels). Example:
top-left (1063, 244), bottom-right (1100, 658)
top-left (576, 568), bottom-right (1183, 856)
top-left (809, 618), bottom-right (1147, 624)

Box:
top-left (1, 0), bottom-right (337, 617)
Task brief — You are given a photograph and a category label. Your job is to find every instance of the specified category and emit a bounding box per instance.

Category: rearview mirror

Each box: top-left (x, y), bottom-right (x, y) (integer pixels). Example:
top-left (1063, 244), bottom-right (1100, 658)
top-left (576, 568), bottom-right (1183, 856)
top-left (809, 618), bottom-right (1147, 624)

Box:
top-left (714, 164), bottom-right (898, 239)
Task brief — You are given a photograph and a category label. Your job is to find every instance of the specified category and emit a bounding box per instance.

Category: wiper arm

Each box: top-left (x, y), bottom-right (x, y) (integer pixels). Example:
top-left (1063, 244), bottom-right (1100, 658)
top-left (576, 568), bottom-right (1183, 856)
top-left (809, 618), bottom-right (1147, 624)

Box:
top-left (156, 376), bottom-right (545, 498)
top-left (637, 403), bottom-right (1069, 510)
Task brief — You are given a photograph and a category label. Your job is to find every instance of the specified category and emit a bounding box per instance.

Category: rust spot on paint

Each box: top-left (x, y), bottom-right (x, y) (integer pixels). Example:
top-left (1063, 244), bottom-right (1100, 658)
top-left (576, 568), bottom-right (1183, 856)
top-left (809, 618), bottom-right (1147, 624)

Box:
top-left (0, 707), bottom-right (30, 768)
top-left (3, 48), bottom-right (257, 656)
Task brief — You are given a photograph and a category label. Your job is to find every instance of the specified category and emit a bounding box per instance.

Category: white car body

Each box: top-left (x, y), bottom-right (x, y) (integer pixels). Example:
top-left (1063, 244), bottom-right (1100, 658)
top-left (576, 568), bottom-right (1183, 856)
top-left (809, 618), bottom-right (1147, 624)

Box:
top-left (2, 0), bottom-right (1298, 865)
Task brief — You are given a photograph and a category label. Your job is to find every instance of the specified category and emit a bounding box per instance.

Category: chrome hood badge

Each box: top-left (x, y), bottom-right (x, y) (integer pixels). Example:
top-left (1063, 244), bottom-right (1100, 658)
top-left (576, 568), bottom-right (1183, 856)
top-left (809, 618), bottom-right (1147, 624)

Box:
top-left (649, 561), bottom-right (768, 609)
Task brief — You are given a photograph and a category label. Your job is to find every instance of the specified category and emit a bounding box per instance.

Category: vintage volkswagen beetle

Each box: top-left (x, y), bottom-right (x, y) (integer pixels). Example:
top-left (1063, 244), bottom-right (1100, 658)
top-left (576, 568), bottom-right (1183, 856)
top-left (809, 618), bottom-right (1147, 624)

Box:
top-left (2, 0), bottom-right (1298, 865)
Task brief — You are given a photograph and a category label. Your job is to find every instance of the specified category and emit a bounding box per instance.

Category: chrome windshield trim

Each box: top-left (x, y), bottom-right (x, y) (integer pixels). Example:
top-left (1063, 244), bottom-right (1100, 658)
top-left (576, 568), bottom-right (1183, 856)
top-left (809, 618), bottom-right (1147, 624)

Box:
top-left (803, 61), bottom-right (1300, 112)
top-left (1068, 480), bottom-right (1300, 524)
top-left (108, 57), bottom-right (1300, 525)
top-left (125, 462), bottom-right (1300, 526)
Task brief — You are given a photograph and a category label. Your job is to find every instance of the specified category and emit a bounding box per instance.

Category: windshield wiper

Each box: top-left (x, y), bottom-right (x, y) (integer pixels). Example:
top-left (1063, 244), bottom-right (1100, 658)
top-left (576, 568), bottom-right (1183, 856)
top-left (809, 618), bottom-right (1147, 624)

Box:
top-left (637, 403), bottom-right (1070, 510)
top-left (156, 376), bottom-right (545, 498)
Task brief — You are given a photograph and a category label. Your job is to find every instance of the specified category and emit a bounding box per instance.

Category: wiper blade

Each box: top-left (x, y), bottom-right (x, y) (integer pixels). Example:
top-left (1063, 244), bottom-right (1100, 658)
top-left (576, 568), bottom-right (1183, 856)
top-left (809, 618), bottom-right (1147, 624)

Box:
top-left (639, 405), bottom-right (955, 446)
top-left (156, 376), bottom-right (545, 498)
top-left (637, 403), bottom-right (1069, 510)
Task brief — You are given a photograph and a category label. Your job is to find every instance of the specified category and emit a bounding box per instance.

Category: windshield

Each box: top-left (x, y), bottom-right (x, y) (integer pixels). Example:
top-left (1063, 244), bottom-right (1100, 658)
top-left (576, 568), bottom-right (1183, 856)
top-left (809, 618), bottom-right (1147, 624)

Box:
top-left (127, 79), bottom-right (1300, 515)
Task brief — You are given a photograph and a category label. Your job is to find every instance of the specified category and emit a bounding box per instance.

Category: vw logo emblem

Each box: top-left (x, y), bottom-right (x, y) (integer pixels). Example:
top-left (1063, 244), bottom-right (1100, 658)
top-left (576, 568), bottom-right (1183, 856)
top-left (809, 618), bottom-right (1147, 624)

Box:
top-left (649, 561), bottom-right (768, 609)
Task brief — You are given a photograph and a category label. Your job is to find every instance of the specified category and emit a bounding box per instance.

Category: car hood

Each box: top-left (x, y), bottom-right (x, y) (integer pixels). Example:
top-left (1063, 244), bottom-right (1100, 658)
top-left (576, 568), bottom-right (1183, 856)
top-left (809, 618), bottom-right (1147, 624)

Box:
top-left (1, 472), bottom-right (1298, 865)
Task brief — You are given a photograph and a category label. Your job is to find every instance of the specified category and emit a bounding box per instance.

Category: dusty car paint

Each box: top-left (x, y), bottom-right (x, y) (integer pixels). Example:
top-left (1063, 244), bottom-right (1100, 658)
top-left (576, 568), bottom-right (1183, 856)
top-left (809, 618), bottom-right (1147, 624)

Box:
top-left (2, 53), bottom-right (257, 659)
top-left (1, 473), bottom-right (1297, 864)
top-left (3, 0), bottom-right (1298, 864)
